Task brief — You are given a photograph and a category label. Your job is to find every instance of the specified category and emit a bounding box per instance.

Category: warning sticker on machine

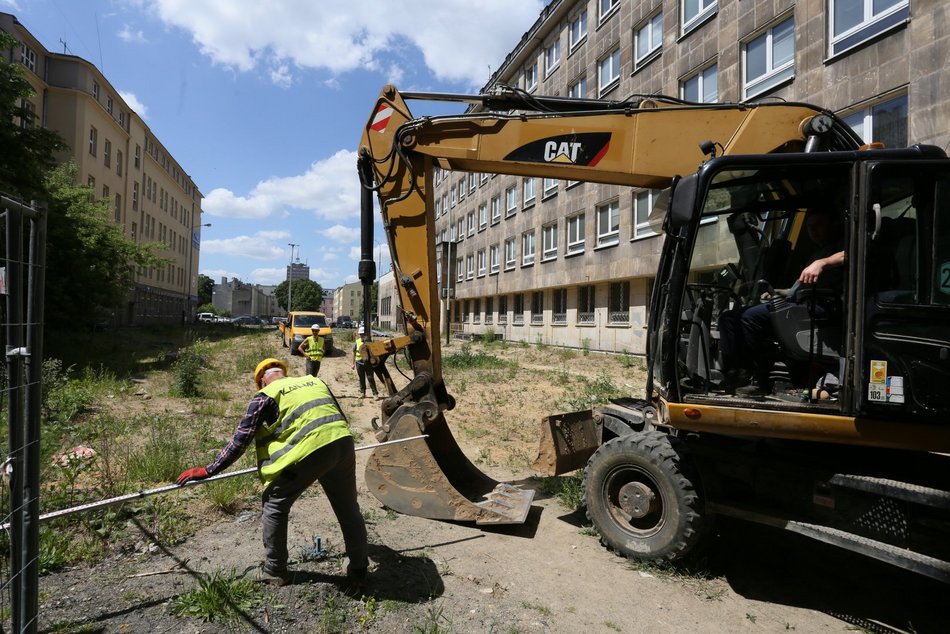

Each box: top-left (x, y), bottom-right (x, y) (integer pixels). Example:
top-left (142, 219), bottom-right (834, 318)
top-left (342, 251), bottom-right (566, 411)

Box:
top-left (870, 360), bottom-right (887, 384)
top-left (868, 369), bottom-right (905, 404)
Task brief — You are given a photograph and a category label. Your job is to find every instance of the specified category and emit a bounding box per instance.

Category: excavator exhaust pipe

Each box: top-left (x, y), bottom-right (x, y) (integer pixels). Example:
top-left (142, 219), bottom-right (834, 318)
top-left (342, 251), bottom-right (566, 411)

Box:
top-left (364, 405), bottom-right (534, 525)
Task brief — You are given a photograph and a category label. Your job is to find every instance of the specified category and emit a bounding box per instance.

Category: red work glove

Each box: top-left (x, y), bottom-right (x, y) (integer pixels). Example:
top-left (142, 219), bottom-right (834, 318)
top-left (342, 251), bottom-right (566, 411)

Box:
top-left (176, 467), bottom-right (208, 485)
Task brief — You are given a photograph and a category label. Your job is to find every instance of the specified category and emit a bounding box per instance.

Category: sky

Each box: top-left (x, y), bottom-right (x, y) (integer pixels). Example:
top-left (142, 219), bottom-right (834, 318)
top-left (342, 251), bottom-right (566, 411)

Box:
top-left (6, 0), bottom-right (547, 288)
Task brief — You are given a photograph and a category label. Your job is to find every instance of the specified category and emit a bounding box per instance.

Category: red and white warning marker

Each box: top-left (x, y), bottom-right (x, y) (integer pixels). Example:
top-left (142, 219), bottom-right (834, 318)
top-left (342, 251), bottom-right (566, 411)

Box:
top-left (371, 103), bottom-right (393, 133)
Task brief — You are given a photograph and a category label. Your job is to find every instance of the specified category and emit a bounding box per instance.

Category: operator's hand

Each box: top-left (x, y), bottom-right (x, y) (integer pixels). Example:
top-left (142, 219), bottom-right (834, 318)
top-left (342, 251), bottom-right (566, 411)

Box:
top-left (799, 259), bottom-right (825, 285)
top-left (176, 467), bottom-right (208, 485)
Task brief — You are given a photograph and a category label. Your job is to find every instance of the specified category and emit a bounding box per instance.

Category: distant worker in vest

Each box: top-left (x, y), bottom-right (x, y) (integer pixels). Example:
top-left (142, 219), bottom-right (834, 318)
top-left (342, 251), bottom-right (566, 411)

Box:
top-left (175, 358), bottom-right (368, 587)
top-left (297, 324), bottom-right (326, 377)
top-left (352, 328), bottom-right (380, 399)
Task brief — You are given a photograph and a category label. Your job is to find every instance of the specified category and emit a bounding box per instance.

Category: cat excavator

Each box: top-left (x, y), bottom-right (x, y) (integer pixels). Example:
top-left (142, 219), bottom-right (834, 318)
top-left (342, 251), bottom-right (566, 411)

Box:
top-left (356, 84), bottom-right (950, 580)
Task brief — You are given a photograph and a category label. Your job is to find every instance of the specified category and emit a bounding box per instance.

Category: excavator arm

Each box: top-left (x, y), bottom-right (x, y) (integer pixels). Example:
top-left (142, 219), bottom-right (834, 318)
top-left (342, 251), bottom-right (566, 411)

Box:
top-left (356, 83), bottom-right (858, 525)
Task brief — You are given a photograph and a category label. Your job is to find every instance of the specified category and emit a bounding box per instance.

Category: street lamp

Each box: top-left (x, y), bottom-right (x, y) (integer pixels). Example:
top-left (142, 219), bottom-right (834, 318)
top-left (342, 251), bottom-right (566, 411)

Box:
top-left (287, 243), bottom-right (298, 314)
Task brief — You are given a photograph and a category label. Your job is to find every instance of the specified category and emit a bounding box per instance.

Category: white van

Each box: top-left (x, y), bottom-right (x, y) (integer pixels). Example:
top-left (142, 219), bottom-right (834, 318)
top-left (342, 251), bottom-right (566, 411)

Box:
top-left (197, 312), bottom-right (215, 323)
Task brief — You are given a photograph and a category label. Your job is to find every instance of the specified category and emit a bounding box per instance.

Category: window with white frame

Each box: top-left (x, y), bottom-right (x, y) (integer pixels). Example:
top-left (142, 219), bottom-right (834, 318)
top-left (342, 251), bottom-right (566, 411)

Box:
top-left (477, 249), bottom-right (487, 277)
top-left (522, 230), bottom-right (536, 266)
top-left (466, 254), bottom-right (475, 280)
top-left (451, 188), bottom-right (457, 207)
top-left (545, 40), bottom-right (561, 77)
top-left (468, 173), bottom-right (477, 192)
top-left (634, 189), bottom-right (660, 238)
top-left (569, 10), bottom-right (588, 50)
top-left (456, 257), bottom-right (464, 282)
top-left (569, 76), bottom-right (588, 99)
top-left (498, 295), bottom-right (508, 324)
top-left (609, 281), bottom-right (630, 324)
top-left (596, 200), bottom-right (620, 247)
top-left (525, 59), bottom-right (539, 92)
top-left (553, 289), bottom-right (568, 324)
top-left (458, 180), bottom-right (466, 201)
top-left (841, 93), bottom-right (908, 149)
top-left (504, 238), bottom-right (517, 270)
top-left (682, 64), bottom-right (718, 103)
top-left (578, 285), bottom-right (595, 324)
top-left (681, 0), bottom-right (718, 34)
top-left (92, 82), bottom-right (99, 101)
top-left (478, 203), bottom-right (488, 230)
top-left (480, 172), bottom-right (489, 185)
top-left (567, 212), bottom-right (586, 254)
top-left (543, 178), bottom-right (558, 198)
top-left (523, 178), bottom-right (536, 207)
top-left (598, 49), bottom-right (621, 96)
top-left (467, 212), bottom-right (476, 236)
top-left (599, 0), bottom-right (620, 22)
top-left (19, 43), bottom-right (36, 72)
top-left (830, 0), bottom-right (909, 57)
top-left (743, 16), bottom-right (795, 100)
top-left (104, 140), bottom-right (112, 168)
top-left (106, 97), bottom-right (114, 115)
top-left (506, 185), bottom-right (518, 216)
top-left (491, 195), bottom-right (501, 224)
top-left (489, 244), bottom-right (500, 273)
top-left (88, 126), bottom-right (98, 156)
top-left (531, 291), bottom-right (544, 324)
top-left (542, 223), bottom-right (558, 261)
top-left (635, 12), bottom-right (664, 69)
top-left (435, 198), bottom-right (442, 217)
top-left (442, 194), bottom-right (448, 214)
top-left (456, 218), bottom-right (465, 242)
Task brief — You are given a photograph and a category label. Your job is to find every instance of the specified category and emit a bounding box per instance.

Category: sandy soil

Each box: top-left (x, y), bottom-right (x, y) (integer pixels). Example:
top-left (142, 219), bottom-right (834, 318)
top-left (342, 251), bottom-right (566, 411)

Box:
top-left (33, 335), bottom-right (948, 633)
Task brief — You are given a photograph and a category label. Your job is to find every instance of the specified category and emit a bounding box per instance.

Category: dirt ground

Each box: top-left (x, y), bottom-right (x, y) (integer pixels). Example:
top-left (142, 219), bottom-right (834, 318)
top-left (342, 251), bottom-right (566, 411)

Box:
top-left (33, 332), bottom-right (949, 633)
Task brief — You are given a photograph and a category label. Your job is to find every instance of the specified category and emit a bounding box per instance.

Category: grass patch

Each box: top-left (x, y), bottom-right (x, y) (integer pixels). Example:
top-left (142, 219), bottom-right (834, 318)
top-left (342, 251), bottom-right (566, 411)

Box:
top-left (537, 473), bottom-right (585, 511)
top-left (169, 569), bottom-right (265, 622)
top-left (443, 343), bottom-right (511, 370)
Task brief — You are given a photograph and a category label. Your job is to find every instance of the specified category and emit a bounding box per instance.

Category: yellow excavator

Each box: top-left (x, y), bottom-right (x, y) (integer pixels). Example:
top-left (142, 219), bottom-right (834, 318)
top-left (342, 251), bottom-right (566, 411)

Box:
top-left (356, 84), bottom-right (950, 580)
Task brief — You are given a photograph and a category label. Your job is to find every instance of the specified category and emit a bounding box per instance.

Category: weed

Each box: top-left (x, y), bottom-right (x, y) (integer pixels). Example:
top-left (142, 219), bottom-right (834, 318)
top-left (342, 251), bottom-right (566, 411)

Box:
top-left (204, 473), bottom-right (255, 515)
top-left (579, 524), bottom-right (599, 537)
top-left (581, 338), bottom-right (591, 356)
top-left (123, 420), bottom-right (192, 484)
top-left (443, 344), bottom-right (510, 370)
top-left (746, 613), bottom-right (757, 624)
top-left (358, 595), bottom-right (378, 629)
top-left (168, 569), bottom-right (265, 622)
top-left (561, 370), bottom-right (620, 411)
top-left (603, 620), bottom-right (622, 631)
top-left (170, 339), bottom-right (211, 397)
top-left (625, 559), bottom-right (726, 602)
top-left (320, 593), bottom-right (348, 632)
top-left (537, 473), bottom-right (585, 510)
top-left (521, 601), bottom-right (552, 616)
top-left (413, 603), bottom-right (453, 634)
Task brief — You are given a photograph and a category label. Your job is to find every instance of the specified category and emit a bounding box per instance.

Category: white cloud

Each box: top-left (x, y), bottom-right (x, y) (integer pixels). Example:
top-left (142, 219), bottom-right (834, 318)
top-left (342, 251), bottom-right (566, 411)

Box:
top-left (203, 149), bottom-right (359, 221)
top-left (1, 0), bottom-right (21, 10)
top-left (201, 234), bottom-right (288, 260)
top-left (145, 0), bottom-right (545, 87)
top-left (247, 267), bottom-right (286, 285)
top-left (117, 25), bottom-right (146, 43)
top-left (323, 225), bottom-right (359, 245)
top-left (200, 268), bottom-right (243, 282)
top-left (118, 91), bottom-right (149, 120)
top-left (256, 230), bottom-right (291, 240)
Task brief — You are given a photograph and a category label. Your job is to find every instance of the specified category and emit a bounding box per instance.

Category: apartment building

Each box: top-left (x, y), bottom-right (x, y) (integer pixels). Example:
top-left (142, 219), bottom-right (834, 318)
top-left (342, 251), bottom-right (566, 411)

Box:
top-left (334, 282), bottom-right (366, 324)
top-left (211, 277), bottom-right (279, 318)
top-left (2, 12), bottom-right (204, 325)
top-left (433, 0), bottom-right (946, 354)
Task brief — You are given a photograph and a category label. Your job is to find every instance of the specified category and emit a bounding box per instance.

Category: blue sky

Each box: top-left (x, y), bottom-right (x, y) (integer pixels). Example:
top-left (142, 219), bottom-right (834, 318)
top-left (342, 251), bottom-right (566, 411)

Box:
top-left (7, 0), bottom-right (546, 288)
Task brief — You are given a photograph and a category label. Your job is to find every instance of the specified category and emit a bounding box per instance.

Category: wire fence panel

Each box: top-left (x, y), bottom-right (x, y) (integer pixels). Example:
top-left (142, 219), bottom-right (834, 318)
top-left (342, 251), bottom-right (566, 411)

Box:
top-left (1, 195), bottom-right (46, 634)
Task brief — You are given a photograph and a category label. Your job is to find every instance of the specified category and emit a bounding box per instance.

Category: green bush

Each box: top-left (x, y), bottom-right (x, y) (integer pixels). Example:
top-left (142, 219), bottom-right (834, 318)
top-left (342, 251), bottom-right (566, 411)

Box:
top-left (170, 340), bottom-right (210, 397)
top-left (443, 344), bottom-right (510, 370)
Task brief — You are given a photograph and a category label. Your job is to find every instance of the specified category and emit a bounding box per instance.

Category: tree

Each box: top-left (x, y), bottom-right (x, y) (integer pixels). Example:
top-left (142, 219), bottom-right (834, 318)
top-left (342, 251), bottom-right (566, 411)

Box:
top-left (273, 279), bottom-right (324, 312)
top-left (44, 163), bottom-right (167, 326)
top-left (0, 32), bottom-right (66, 200)
top-left (197, 274), bottom-right (215, 305)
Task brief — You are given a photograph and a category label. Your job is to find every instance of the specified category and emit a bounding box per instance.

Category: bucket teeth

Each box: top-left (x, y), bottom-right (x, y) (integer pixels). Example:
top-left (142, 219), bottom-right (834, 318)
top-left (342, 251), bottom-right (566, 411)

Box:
top-left (474, 483), bottom-right (535, 525)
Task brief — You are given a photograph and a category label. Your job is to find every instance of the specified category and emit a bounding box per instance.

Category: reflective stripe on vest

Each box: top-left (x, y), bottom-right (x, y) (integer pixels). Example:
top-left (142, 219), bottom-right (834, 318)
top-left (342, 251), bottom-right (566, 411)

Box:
top-left (255, 375), bottom-right (350, 486)
top-left (354, 337), bottom-right (365, 364)
top-left (305, 335), bottom-right (325, 361)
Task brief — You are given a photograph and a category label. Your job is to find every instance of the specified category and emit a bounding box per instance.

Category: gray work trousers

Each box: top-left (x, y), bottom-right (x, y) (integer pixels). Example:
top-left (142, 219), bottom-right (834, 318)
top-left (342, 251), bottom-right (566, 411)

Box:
top-left (260, 436), bottom-right (367, 573)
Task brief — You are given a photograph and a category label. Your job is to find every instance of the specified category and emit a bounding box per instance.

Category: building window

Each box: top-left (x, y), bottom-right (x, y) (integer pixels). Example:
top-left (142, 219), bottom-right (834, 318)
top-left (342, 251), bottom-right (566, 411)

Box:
top-left (634, 189), bottom-right (661, 239)
top-left (106, 96), bottom-right (113, 115)
top-left (473, 298), bottom-right (482, 324)
top-left (88, 126), bottom-right (98, 156)
top-left (19, 43), bottom-right (36, 72)
top-left (522, 230), bottom-right (536, 266)
top-left (456, 257), bottom-right (465, 282)
top-left (598, 49), bottom-right (621, 96)
top-left (569, 76), bottom-right (587, 99)
top-left (596, 200), bottom-right (620, 247)
top-left (466, 254), bottom-right (475, 280)
top-left (504, 238), bottom-right (517, 270)
top-left (134, 145), bottom-right (141, 169)
top-left (567, 212), bottom-right (586, 254)
top-left (468, 172), bottom-right (477, 193)
top-left (545, 39), bottom-right (561, 77)
top-left (467, 211), bottom-right (476, 236)
top-left (485, 296), bottom-right (494, 324)
top-left (682, 63), bottom-right (718, 103)
top-left (569, 10), bottom-right (588, 51)
top-left (116, 149), bottom-right (123, 176)
top-left (489, 244), bottom-right (500, 274)
top-left (542, 223), bottom-right (558, 261)
top-left (743, 16), bottom-right (795, 100)
top-left (132, 181), bottom-right (139, 210)
top-left (477, 249), bottom-right (487, 277)
top-left (456, 218), bottom-right (465, 242)
top-left (609, 281), bottom-right (630, 324)
top-left (531, 291), bottom-right (544, 324)
top-left (841, 93), bottom-right (908, 149)
top-left (514, 294), bottom-right (525, 325)
top-left (830, 0), bottom-right (909, 57)
top-left (599, 0), bottom-right (620, 23)
top-left (506, 185), bottom-right (518, 216)
top-left (543, 178), bottom-right (558, 198)
top-left (635, 12), bottom-right (664, 69)
top-left (578, 286), bottom-right (595, 324)
top-left (681, 0), bottom-right (718, 35)
top-left (17, 99), bottom-right (35, 129)
top-left (104, 140), bottom-right (111, 168)
top-left (114, 194), bottom-right (122, 222)
top-left (463, 300), bottom-right (470, 323)
top-left (491, 195), bottom-right (501, 224)
top-left (92, 82), bottom-right (100, 102)
top-left (457, 180), bottom-right (466, 202)
top-left (478, 203), bottom-right (488, 230)
top-left (525, 59), bottom-right (539, 92)
top-left (553, 289), bottom-right (568, 325)
top-left (451, 188), bottom-right (458, 208)
top-left (498, 295), bottom-right (508, 325)
top-left (523, 178), bottom-right (536, 208)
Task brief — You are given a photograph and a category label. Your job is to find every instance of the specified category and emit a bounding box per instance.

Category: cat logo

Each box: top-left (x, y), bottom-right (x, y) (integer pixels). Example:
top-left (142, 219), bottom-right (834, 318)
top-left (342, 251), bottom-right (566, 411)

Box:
top-left (504, 132), bottom-right (611, 166)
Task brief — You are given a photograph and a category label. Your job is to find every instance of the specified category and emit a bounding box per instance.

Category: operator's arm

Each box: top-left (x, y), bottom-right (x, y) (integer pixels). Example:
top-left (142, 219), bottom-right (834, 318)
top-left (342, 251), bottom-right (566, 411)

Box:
top-left (799, 250), bottom-right (846, 285)
top-left (297, 339), bottom-right (309, 355)
top-left (206, 393), bottom-right (279, 474)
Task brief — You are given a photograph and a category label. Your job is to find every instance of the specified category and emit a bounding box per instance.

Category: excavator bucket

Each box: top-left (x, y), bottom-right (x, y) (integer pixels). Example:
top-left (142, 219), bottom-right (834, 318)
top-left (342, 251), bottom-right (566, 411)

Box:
top-left (533, 409), bottom-right (600, 476)
top-left (364, 410), bottom-right (534, 525)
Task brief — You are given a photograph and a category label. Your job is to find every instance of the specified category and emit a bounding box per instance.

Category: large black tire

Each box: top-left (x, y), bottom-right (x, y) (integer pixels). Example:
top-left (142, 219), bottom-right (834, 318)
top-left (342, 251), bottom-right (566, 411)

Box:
top-left (583, 431), bottom-right (705, 563)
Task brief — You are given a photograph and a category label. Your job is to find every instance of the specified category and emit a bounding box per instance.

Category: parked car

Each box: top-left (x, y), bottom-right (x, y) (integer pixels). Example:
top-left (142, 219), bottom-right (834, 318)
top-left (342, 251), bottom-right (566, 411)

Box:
top-left (230, 315), bottom-right (260, 326)
top-left (197, 312), bottom-right (215, 323)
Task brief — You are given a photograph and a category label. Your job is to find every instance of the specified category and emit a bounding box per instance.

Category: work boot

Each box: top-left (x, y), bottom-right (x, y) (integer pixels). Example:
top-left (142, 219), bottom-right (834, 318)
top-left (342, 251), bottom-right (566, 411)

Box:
top-left (255, 563), bottom-right (292, 586)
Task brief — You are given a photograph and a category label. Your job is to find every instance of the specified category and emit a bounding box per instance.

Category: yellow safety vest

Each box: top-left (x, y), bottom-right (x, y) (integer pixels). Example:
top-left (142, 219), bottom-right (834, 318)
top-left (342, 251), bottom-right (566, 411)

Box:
top-left (354, 336), bottom-right (366, 364)
top-left (304, 335), bottom-right (325, 361)
top-left (256, 375), bottom-right (351, 487)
